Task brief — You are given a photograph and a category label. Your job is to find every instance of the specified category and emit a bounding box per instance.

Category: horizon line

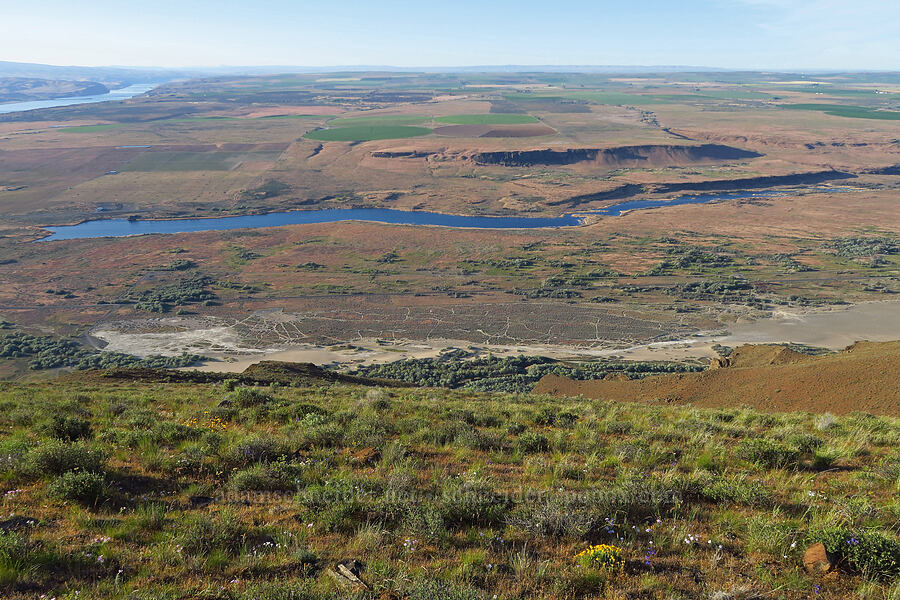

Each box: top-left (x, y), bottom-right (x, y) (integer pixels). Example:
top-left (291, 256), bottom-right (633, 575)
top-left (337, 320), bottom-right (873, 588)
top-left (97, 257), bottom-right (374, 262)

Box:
top-left (2, 59), bottom-right (898, 74)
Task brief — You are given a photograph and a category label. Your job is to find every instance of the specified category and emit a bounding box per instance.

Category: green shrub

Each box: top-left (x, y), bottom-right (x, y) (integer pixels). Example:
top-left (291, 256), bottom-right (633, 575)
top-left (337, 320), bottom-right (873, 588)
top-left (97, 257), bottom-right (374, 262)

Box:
top-left (402, 504), bottom-right (447, 541)
top-left (440, 481), bottom-right (511, 528)
top-left (698, 474), bottom-right (771, 506)
top-left (296, 479), bottom-right (370, 533)
top-left (0, 532), bottom-right (32, 587)
top-left (507, 494), bottom-right (598, 539)
top-left (178, 512), bottom-right (250, 557)
top-left (737, 438), bottom-right (801, 469)
top-left (44, 415), bottom-right (92, 441)
top-left (0, 532), bottom-right (91, 588)
top-left (230, 461), bottom-right (302, 492)
top-left (227, 387), bottom-right (273, 408)
top-left (24, 440), bottom-right (105, 478)
top-left (786, 433), bottom-right (823, 453)
top-left (48, 470), bottom-right (107, 506)
top-left (517, 432), bottom-right (550, 453)
top-left (228, 436), bottom-right (288, 466)
top-left (820, 528), bottom-right (900, 580)
top-left (454, 426), bottom-right (504, 451)
top-left (404, 578), bottom-right (487, 600)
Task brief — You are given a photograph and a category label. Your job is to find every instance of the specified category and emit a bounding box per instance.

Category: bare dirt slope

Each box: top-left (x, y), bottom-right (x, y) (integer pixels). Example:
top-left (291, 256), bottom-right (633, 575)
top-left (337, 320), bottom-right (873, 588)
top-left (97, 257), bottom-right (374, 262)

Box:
top-left (534, 341), bottom-right (900, 415)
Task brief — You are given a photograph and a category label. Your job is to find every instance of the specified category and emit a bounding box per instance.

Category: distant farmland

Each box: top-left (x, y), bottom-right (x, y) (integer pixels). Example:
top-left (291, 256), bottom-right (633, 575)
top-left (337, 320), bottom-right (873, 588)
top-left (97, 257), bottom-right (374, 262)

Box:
top-left (435, 114), bottom-right (540, 125)
top-left (782, 104), bottom-right (900, 120)
top-left (326, 115), bottom-right (429, 127)
top-left (304, 125), bottom-right (432, 141)
top-left (122, 151), bottom-right (283, 171)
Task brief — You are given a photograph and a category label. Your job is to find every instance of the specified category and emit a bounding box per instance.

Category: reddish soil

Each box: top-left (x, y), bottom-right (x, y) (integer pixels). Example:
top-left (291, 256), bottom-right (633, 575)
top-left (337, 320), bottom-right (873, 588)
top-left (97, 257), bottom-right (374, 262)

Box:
top-left (534, 341), bottom-right (900, 416)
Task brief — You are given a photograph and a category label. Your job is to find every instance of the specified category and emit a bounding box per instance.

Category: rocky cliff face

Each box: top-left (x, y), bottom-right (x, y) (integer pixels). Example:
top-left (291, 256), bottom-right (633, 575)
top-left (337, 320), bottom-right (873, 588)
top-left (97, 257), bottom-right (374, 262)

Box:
top-left (551, 170), bottom-right (857, 208)
top-left (472, 144), bottom-right (762, 167)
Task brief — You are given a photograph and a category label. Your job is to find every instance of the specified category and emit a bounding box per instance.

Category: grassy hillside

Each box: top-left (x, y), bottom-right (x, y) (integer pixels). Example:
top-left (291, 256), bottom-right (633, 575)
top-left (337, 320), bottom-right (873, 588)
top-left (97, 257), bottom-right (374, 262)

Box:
top-left (535, 341), bottom-right (900, 416)
top-left (0, 371), bottom-right (897, 599)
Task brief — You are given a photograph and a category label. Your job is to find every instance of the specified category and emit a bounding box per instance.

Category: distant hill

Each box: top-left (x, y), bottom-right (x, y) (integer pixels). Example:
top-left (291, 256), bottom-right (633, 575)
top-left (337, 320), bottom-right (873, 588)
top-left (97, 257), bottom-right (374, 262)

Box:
top-left (0, 61), bottom-right (191, 87)
top-left (535, 341), bottom-right (900, 416)
top-left (0, 77), bottom-right (108, 103)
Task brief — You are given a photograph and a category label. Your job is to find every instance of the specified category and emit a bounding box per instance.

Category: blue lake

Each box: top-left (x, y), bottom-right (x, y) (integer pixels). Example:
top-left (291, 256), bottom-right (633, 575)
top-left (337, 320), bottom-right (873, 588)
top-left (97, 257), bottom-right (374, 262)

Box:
top-left (0, 83), bottom-right (160, 115)
top-left (41, 208), bottom-right (584, 240)
top-left (39, 190), bottom-right (804, 241)
top-left (582, 190), bottom-right (786, 216)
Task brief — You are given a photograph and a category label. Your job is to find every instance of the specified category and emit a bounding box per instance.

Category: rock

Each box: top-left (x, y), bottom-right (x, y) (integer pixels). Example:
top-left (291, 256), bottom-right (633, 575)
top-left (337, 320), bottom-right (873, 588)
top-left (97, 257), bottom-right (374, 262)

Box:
top-left (708, 357), bottom-right (731, 369)
top-left (327, 559), bottom-right (368, 591)
top-left (0, 516), bottom-right (38, 532)
top-left (803, 543), bottom-right (834, 574)
top-left (188, 495), bottom-right (215, 508)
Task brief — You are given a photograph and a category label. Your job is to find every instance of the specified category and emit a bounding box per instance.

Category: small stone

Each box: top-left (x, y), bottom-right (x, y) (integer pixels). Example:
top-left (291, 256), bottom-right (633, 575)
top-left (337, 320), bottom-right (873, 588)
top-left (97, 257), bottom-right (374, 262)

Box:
top-left (803, 543), bottom-right (834, 574)
top-left (0, 516), bottom-right (38, 533)
top-left (188, 495), bottom-right (215, 508)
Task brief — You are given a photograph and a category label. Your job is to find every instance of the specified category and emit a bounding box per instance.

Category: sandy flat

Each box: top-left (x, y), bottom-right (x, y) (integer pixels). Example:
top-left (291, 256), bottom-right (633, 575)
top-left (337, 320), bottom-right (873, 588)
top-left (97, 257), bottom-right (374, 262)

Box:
top-left (95, 300), bottom-right (900, 371)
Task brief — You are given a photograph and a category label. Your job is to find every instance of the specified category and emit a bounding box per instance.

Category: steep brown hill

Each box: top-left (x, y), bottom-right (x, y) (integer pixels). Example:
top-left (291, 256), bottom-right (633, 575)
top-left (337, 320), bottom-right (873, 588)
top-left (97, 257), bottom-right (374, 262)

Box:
top-left (534, 341), bottom-right (900, 415)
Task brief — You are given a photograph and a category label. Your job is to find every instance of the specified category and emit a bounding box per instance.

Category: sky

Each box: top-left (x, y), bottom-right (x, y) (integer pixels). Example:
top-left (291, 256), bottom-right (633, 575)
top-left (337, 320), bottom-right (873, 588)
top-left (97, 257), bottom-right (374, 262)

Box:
top-left (1, 0), bottom-right (898, 70)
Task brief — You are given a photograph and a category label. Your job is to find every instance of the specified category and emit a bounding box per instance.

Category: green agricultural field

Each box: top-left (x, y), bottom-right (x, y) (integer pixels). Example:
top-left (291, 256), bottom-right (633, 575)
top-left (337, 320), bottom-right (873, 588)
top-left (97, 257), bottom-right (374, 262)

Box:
top-left (782, 104), bottom-right (900, 120)
top-left (435, 114), bottom-right (540, 125)
top-left (504, 91), bottom-right (674, 105)
top-left (122, 151), bottom-right (283, 172)
top-left (326, 115), bottom-right (430, 127)
top-left (304, 125), bottom-right (432, 142)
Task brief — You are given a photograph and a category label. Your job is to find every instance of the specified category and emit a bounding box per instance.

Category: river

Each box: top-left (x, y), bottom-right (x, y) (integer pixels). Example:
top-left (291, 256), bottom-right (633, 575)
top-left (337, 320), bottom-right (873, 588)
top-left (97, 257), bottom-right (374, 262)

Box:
top-left (0, 83), bottom-right (159, 115)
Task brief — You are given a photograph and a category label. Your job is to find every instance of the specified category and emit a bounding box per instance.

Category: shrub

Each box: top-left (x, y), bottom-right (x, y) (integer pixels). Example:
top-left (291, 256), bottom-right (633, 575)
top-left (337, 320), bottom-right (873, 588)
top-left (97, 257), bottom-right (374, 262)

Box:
top-left (0, 532), bottom-right (32, 587)
top-left (402, 504), bottom-right (447, 541)
top-left (178, 512), bottom-right (250, 557)
top-left (230, 461), bottom-right (302, 492)
top-left (403, 578), bottom-right (486, 600)
top-left (48, 471), bottom-right (107, 506)
top-left (44, 415), bottom-right (92, 441)
top-left (440, 481), bottom-right (511, 528)
top-left (820, 528), bottom-right (900, 580)
top-left (507, 494), bottom-right (599, 539)
top-left (517, 432), bottom-right (550, 453)
top-left (228, 436), bottom-right (288, 467)
top-left (698, 474), bottom-right (771, 506)
top-left (737, 438), bottom-right (801, 469)
top-left (785, 433), bottom-right (823, 453)
top-left (227, 387), bottom-right (273, 409)
top-left (574, 544), bottom-right (625, 572)
top-left (24, 440), bottom-right (105, 478)
top-left (454, 426), bottom-right (504, 451)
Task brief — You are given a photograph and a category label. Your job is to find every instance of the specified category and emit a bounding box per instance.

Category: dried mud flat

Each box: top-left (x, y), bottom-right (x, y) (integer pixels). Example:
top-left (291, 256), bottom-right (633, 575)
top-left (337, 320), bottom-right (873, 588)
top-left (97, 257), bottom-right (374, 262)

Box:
top-left (89, 300), bottom-right (900, 379)
top-left (92, 301), bottom-right (687, 357)
top-left (597, 300), bottom-right (900, 361)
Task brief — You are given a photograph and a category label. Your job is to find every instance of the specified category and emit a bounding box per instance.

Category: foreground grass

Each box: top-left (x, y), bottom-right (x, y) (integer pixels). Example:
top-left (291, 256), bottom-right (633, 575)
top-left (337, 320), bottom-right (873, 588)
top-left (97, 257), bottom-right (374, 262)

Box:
top-left (0, 376), bottom-right (898, 599)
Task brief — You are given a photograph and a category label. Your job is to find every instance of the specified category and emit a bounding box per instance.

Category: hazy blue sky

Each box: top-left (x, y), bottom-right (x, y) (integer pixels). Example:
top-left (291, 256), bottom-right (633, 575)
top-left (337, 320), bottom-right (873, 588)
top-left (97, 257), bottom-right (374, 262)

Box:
top-left (2, 0), bottom-right (898, 70)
